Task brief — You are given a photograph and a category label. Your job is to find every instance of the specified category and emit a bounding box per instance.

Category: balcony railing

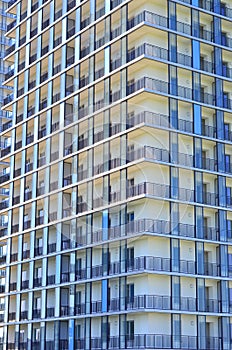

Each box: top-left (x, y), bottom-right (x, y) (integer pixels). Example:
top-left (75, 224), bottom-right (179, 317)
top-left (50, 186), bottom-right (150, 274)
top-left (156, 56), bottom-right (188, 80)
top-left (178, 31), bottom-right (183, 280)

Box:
top-left (21, 280), bottom-right (29, 289)
top-left (33, 309), bottom-right (41, 318)
top-left (107, 334), bottom-right (222, 349)
top-left (47, 274), bottom-right (55, 285)
top-left (69, 255), bottom-right (223, 281)
top-left (34, 277), bottom-right (42, 287)
top-left (48, 243), bottom-right (56, 253)
top-left (8, 312), bottom-right (16, 321)
top-left (47, 307), bottom-right (55, 317)
top-left (8, 0), bottom-right (18, 7)
top-left (20, 311), bottom-right (28, 320)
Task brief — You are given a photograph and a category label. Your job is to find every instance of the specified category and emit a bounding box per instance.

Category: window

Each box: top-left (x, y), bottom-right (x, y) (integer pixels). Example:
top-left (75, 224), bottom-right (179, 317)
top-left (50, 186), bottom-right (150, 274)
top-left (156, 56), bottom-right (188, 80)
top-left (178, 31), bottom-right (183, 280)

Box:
top-left (126, 320), bottom-right (134, 341)
top-left (220, 3), bottom-right (226, 16)
top-left (36, 237), bottom-right (43, 247)
top-left (35, 297), bottom-right (41, 310)
top-left (76, 258), bottom-right (82, 278)
top-left (127, 284), bottom-right (135, 305)
top-left (127, 212), bottom-right (134, 222)
top-left (33, 328), bottom-right (40, 342)
top-left (35, 267), bottom-right (42, 278)
top-left (38, 209), bottom-right (44, 218)
top-left (221, 32), bottom-right (227, 46)
top-left (227, 187), bottom-right (231, 206)
top-left (223, 92), bottom-right (229, 108)
top-left (23, 242), bottom-right (28, 251)
top-left (22, 270), bottom-right (27, 281)
top-left (222, 62), bottom-right (228, 77)
top-left (224, 123), bottom-right (230, 140)
top-left (228, 220), bottom-right (232, 240)
top-left (76, 324), bottom-right (81, 340)
top-left (225, 155), bottom-right (230, 173)
top-left (228, 254), bottom-right (232, 274)
top-left (20, 330), bottom-right (25, 343)
top-left (127, 247), bottom-right (134, 270)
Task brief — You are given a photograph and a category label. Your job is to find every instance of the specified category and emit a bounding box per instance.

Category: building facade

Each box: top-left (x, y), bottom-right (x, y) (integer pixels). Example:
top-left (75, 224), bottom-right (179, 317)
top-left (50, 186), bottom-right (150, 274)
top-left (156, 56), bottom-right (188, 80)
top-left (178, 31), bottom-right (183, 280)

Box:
top-left (0, 0), bottom-right (14, 344)
top-left (1, 0), bottom-right (232, 349)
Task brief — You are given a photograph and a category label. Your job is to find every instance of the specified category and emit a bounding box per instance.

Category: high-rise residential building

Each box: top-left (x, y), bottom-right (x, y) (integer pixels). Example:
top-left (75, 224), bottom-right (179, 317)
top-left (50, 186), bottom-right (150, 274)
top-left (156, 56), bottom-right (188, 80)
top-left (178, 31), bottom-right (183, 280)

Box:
top-left (1, 0), bottom-right (232, 349)
top-left (0, 0), bottom-right (14, 344)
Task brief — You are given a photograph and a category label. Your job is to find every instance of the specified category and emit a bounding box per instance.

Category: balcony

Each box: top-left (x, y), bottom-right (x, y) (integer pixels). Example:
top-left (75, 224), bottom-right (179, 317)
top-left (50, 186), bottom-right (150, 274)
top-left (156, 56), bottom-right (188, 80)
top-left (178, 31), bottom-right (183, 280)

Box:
top-left (1, 145), bottom-right (11, 157)
top-left (0, 200), bottom-right (9, 211)
top-left (0, 173), bottom-right (10, 184)
top-left (5, 68), bottom-right (14, 81)
top-left (0, 256), bottom-right (6, 265)
top-left (91, 181), bottom-right (193, 208)
top-left (105, 294), bottom-right (220, 313)
top-left (0, 228), bottom-right (8, 238)
top-left (79, 253), bottom-right (221, 279)
top-left (107, 334), bottom-right (222, 349)
top-left (7, 19), bottom-right (16, 32)
top-left (196, 0), bottom-right (232, 18)
top-left (5, 44), bottom-right (15, 57)
top-left (2, 121), bottom-right (12, 131)
top-left (3, 93), bottom-right (13, 106)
